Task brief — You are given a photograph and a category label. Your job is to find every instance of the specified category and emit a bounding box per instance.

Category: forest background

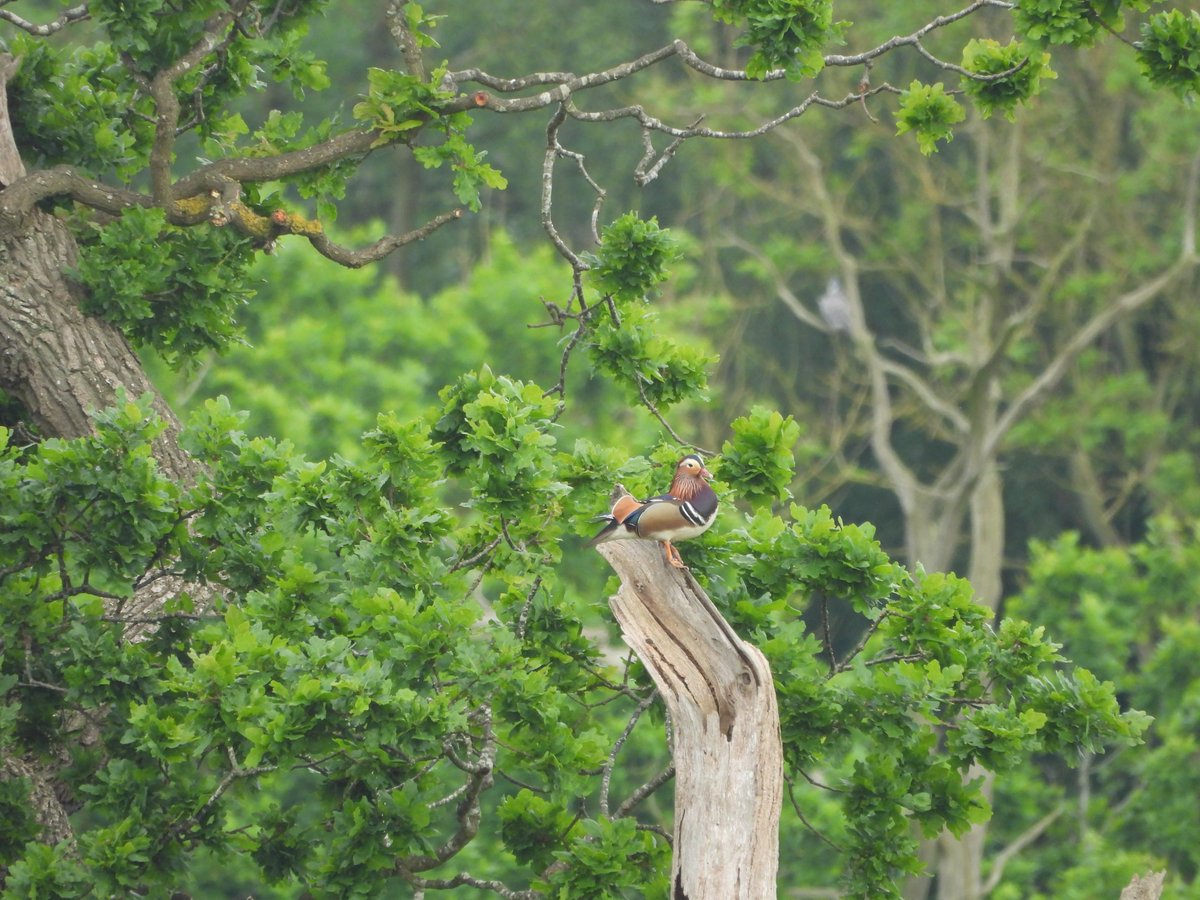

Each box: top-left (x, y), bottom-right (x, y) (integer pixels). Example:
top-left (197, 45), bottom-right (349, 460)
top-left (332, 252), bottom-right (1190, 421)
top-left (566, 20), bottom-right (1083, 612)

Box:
top-left (2, 0), bottom-right (1200, 898)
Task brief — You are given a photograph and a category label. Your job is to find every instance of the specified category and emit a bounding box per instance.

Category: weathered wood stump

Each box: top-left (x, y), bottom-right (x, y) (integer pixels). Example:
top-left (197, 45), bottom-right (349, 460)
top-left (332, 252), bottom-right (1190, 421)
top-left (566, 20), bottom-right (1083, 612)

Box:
top-left (597, 540), bottom-right (782, 899)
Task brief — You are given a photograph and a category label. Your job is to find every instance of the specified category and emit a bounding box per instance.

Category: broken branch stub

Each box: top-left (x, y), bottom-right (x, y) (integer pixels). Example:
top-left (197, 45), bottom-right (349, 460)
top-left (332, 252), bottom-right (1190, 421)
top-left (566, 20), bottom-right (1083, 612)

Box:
top-left (596, 540), bottom-right (782, 899)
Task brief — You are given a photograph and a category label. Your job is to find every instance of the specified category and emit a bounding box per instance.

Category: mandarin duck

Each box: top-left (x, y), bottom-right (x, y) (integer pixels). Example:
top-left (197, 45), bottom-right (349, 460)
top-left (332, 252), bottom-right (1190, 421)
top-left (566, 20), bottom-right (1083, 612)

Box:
top-left (586, 454), bottom-right (718, 568)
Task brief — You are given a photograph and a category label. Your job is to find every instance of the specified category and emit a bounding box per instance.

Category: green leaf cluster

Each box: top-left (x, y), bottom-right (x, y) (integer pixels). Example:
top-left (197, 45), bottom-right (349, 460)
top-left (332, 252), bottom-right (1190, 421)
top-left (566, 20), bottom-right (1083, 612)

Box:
top-left (9, 38), bottom-right (153, 178)
top-left (430, 366), bottom-right (567, 520)
top-left (1, 394), bottom-right (1153, 897)
top-left (961, 39), bottom-right (1056, 121)
top-left (588, 305), bottom-right (715, 410)
top-left (895, 81), bottom-right (966, 155)
top-left (581, 213), bottom-right (713, 409)
top-left (588, 213), bottom-right (681, 304)
top-left (719, 406), bottom-right (801, 507)
top-left (537, 816), bottom-right (669, 898)
top-left (354, 66), bottom-right (507, 211)
top-left (1000, 518), bottom-right (1200, 892)
top-left (709, 0), bottom-right (846, 80)
top-left (1138, 9), bottom-right (1200, 98)
top-left (0, 395), bottom-right (636, 895)
top-left (1014, 0), bottom-right (1147, 47)
top-left (73, 208), bottom-right (257, 365)
top-left (93, 0), bottom-right (328, 104)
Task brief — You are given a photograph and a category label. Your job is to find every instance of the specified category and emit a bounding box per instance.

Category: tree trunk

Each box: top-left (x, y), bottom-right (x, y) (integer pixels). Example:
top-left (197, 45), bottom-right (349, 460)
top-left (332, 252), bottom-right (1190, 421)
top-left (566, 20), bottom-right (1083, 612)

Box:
top-left (0, 209), bottom-right (197, 483)
top-left (597, 541), bottom-right (782, 899)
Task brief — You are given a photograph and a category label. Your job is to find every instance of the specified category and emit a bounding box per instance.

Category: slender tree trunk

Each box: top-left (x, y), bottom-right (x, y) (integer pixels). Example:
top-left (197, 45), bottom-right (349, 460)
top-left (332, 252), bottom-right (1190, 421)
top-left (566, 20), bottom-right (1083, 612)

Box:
top-left (597, 541), bottom-right (782, 899)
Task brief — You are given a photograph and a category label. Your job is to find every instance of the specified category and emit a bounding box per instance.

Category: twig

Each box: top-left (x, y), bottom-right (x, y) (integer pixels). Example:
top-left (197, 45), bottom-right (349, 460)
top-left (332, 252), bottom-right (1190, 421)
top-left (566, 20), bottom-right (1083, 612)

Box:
top-left (447, 534), bottom-right (504, 573)
top-left (820, 595), bottom-right (836, 674)
top-left (515, 575), bottom-right (543, 640)
top-left (400, 870), bottom-right (541, 900)
top-left (600, 691), bottom-right (659, 816)
top-left (614, 764), bottom-right (675, 819)
top-left (635, 378), bottom-right (714, 456)
top-left (784, 774), bottom-right (844, 851)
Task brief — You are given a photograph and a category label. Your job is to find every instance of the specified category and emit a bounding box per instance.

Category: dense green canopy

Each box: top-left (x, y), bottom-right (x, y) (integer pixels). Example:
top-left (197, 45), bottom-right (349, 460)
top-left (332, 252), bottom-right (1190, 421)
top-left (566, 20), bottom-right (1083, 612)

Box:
top-left (2, 1), bottom-right (1199, 897)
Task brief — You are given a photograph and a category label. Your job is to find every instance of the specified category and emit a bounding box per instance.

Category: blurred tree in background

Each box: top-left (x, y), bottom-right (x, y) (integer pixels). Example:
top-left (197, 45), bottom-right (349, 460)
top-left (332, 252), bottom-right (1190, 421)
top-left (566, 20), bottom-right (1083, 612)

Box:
top-left (2, 0), bottom-right (1199, 897)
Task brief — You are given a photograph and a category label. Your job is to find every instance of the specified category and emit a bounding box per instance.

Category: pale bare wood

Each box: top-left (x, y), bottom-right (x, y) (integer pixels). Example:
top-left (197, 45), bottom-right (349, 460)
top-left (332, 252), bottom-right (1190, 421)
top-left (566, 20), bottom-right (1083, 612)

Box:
top-left (1120, 871), bottom-right (1165, 900)
top-left (597, 540), bottom-right (782, 899)
top-left (0, 54), bottom-right (27, 186)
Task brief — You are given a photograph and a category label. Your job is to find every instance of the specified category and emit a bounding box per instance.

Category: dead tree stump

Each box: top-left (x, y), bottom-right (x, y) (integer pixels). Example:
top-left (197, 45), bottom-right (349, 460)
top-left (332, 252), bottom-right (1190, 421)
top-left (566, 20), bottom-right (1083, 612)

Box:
top-left (597, 540), bottom-right (782, 899)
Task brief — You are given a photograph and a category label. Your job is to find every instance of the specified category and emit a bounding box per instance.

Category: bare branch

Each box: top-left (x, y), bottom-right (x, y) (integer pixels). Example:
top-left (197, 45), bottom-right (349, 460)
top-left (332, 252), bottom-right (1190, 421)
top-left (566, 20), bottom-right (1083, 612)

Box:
top-left (878, 356), bottom-right (970, 434)
top-left (162, 746), bottom-right (277, 847)
top-left (635, 377), bottom-right (715, 456)
top-left (172, 128), bottom-right (380, 199)
top-left (784, 774), bottom-right (844, 851)
top-left (402, 870), bottom-right (542, 900)
top-left (401, 707), bottom-right (496, 873)
top-left (613, 764), bottom-right (676, 819)
top-left (984, 255), bottom-right (1197, 462)
top-left (0, 165), bottom-right (147, 233)
top-left (302, 206), bottom-right (464, 267)
top-left (541, 103), bottom-right (586, 270)
top-left (147, 4), bottom-right (248, 203)
top-left (722, 231), bottom-right (829, 333)
top-left (825, 0), bottom-right (1014, 69)
top-left (981, 803), bottom-right (1065, 894)
top-left (386, 0), bottom-right (426, 80)
top-left (0, 4), bottom-right (89, 36)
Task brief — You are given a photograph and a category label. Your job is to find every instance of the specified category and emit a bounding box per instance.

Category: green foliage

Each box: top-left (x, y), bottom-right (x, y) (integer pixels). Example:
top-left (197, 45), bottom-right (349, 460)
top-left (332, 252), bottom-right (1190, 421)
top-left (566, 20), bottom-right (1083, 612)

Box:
top-left (1, 397), bottom-right (1150, 898)
top-left (8, 37), bottom-right (153, 178)
top-left (6, 2), bottom-right (1198, 897)
top-left (702, 502), bottom-right (1148, 898)
top-left (538, 816), bottom-right (669, 898)
top-left (961, 40), bottom-right (1056, 120)
top-left (1014, 0), bottom-right (1147, 47)
top-left (353, 66), bottom-right (451, 146)
top-left (144, 229), bottom-right (613, 462)
top-left (498, 789), bottom-right (578, 871)
top-left (587, 305), bottom-right (715, 410)
top-left (709, 0), bottom-right (846, 80)
top-left (583, 219), bottom-right (709, 412)
top-left (1138, 9), bottom-right (1200, 98)
top-left (895, 81), bottom-right (966, 154)
top-left (73, 208), bottom-right (257, 365)
top-left (92, 0), bottom-right (329, 106)
top-left (354, 66), bottom-right (507, 210)
top-left (0, 395), bottom-right (180, 595)
top-left (1003, 519), bottom-right (1200, 892)
top-left (9, 2), bottom-right (331, 179)
top-left (430, 365), bottom-right (568, 520)
top-left (233, 110), bottom-right (358, 223)
top-left (719, 406), bottom-right (802, 507)
top-left (588, 212), bottom-right (682, 305)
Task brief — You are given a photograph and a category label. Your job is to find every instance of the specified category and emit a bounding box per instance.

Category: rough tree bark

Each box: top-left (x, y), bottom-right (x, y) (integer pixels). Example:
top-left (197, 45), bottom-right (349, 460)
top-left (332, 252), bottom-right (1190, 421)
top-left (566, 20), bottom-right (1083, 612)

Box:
top-left (596, 540), bottom-right (782, 899)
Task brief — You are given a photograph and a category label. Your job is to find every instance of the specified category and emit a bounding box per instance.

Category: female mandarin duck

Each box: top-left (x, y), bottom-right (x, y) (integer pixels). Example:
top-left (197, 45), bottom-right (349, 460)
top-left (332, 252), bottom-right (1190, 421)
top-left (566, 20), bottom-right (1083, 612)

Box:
top-left (586, 454), bottom-right (718, 568)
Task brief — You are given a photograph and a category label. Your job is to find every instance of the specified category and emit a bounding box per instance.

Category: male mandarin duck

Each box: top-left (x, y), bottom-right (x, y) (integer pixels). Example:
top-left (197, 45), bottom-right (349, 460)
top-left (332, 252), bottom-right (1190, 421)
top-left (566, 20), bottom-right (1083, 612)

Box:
top-left (586, 454), bottom-right (718, 568)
